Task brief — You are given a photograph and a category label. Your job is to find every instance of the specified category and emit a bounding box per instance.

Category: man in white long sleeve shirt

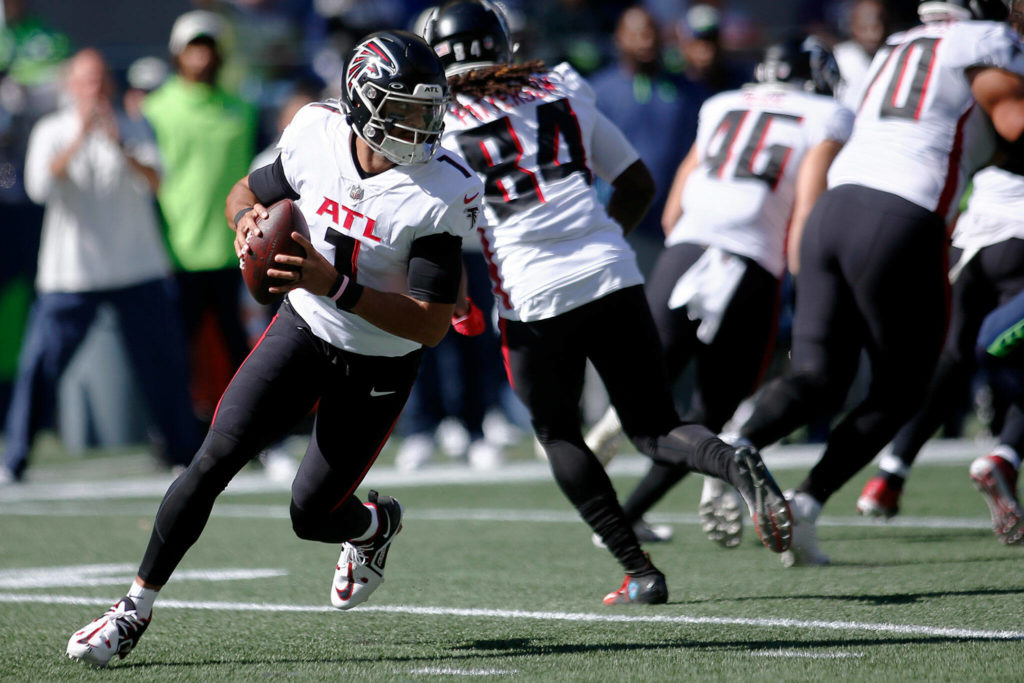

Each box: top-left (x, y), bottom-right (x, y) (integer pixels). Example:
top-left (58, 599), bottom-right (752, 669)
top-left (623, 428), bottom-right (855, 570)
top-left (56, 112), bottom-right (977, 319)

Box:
top-left (1, 48), bottom-right (198, 484)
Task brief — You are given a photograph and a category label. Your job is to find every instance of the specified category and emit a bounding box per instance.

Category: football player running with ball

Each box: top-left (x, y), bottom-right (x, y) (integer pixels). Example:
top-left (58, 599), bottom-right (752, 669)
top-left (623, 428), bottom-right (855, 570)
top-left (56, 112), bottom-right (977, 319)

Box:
top-left (424, 0), bottom-right (792, 606)
top-left (67, 31), bottom-right (482, 667)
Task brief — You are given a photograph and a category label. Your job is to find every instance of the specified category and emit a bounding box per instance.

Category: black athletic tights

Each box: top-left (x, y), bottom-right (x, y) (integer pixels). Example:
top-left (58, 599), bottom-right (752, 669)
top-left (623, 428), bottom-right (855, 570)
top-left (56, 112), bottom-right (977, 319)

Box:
top-left (740, 184), bottom-right (949, 504)
top-left (502, 285), bottom-right (740, 573)
top-left (138, 302), bottom-right (420, 586)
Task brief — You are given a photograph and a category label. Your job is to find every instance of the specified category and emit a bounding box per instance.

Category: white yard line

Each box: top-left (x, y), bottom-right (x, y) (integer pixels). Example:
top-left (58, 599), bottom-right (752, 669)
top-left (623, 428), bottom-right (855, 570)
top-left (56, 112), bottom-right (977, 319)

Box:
top-left (0, 564), bottom-right (286, 589)
top-left (2, 593), bottom-right (1021, 641)
top-left (407, 667), bottom-right (518, 676)
top-left (0, 439), bottom-right (993, 504)
top-left (751, 650), bottom-right (865, 659)
top-left (0, 499), bottom-right (994, 530)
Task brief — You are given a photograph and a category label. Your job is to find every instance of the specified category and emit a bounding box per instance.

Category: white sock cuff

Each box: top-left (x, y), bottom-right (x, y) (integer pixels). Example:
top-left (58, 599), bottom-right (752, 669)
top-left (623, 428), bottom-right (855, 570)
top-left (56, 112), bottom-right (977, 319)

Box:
top-left (351, 504), bottom-right (380, 542)
top-left (878, 453), bottom-right (910, 478)
top-left (990, 445), bottom-right (1021, 470)
top-left (127, 580), bottom-right (158, 616)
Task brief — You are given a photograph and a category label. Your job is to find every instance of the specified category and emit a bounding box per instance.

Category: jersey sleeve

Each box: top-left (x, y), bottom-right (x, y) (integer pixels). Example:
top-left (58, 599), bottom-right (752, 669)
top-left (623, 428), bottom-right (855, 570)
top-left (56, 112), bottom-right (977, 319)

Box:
top-left (821, 104), bottom-right (855, 144)
top-left (590, 110), bottom-right (641, 182)
top-left (437, 179), bottom-right (484, 240)
top-left (277, 102), bottom-right (336, 194)
top-left (950, 22), bottom-right (1024, 75)
top-left (553, 62), bottom-right (597, 102)
top-left (691, 93), bottom-right (727, 161)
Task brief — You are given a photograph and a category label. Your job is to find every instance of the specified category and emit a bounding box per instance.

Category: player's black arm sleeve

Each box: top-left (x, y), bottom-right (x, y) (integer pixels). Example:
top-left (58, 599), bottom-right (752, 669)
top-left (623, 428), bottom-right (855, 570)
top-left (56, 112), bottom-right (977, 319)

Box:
top-left (607, 159), bottom-right (656, 235)
top-left (248, 154), bottom-right (300, 205)
top-left (407, 233), bottom-right (463, 303)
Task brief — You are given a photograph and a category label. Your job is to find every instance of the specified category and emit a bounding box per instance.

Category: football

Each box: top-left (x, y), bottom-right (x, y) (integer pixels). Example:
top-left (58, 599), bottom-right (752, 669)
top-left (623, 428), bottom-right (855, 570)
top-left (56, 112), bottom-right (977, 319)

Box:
top-left (241, 198), bottom-right (310, 305)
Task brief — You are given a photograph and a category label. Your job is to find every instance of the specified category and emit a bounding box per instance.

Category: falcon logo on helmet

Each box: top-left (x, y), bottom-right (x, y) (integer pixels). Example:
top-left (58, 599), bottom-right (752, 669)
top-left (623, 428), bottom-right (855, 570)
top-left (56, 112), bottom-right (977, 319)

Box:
top-left (346, 38), bottom-right (399, 93)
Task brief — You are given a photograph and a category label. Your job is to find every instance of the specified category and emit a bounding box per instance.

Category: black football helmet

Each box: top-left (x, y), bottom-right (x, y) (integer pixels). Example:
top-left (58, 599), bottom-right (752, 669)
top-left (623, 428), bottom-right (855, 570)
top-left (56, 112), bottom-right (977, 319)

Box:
top-left (342, 30), bottom-right (450, 165)
top-left (918, 0), bottom-right (1010, 21)
top-left (755, 36), bottom-right (841, 97)
top-left (422, 0), bottom-right (513, 77)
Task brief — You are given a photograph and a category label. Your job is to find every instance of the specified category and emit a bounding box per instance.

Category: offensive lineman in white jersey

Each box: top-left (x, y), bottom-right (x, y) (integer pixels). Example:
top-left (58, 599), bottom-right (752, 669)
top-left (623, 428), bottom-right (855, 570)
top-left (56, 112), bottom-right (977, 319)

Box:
top-left (585, 36), bottom-right (854, 550)
top-left (723, 0), bottom-right (1024, 567)
top-left (66, 32), bottom-right (483, 667)
top-left (425, 0), bottom-right (793, 606)
top-left (859, 164), bottom-right (1024, 543)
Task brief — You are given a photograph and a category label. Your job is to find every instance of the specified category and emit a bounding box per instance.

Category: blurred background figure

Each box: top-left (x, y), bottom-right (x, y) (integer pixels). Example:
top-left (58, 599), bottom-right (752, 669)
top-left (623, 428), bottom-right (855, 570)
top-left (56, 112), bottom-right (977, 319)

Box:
top-left (122, 56), bottom-right (168, 126)
top-left (143, 10), bottom-right (258, 424)
top-left (0, 0), bottom-right (72, 421)
top-left (832, 0), bottom-right (890, 107)
top-left (529, 0), bottom-right (625, 76)
top-left (676, 4), bottom-right (750, 96)
top-left (589, 5), bottom-right (707, 277)
top-left (1, 48), bottom-right (197, 485)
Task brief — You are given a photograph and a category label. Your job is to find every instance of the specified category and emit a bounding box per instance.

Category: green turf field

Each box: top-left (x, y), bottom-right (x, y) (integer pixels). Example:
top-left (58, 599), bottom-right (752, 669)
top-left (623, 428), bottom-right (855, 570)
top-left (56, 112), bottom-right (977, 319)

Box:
top-left (1, 436), bottom-right (1022, 681)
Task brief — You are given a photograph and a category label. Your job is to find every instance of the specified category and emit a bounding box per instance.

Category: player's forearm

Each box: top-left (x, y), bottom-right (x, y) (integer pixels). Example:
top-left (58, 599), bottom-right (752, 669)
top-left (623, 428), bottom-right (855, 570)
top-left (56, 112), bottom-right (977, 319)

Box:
top-left (349, 290), bottom-right (454, 347)
top-left (226, 177), bottom-right (260, 232)
top-left (662, 144), bottom-right (699, 235)
top-left (788, 140), bottom-right (843, 275)
top-left (607, 159), bottom-right (655, 235)
top-left (123, 154), bottom-right (160, 192)
top-left (48, 135), bottom-right (86, 180)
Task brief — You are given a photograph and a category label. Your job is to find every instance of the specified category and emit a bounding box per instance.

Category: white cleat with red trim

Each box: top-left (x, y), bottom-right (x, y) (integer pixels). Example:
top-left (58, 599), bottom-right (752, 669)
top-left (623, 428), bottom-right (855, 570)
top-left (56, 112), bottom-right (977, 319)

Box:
top-left (66, 597), bottom-right (151, 668)
top-left (331, 490), bottom-right (404, 610)
top-left (969, 454), bottom-right (1024, 545)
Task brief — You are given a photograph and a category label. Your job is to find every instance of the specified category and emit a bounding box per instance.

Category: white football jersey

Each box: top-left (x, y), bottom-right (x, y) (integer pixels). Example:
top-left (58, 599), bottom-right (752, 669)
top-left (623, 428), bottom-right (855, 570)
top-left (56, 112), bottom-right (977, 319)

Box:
top-left (828, 20), bottom-right (1024, 220)
top-left (666, 83), bottom-right (853, 278)
top-left (952, 167), bottom-right (1024, 252)
top-left (439, 63), bottom-right (644, 322)
top-left (277, 102), bottom-right (483, 356)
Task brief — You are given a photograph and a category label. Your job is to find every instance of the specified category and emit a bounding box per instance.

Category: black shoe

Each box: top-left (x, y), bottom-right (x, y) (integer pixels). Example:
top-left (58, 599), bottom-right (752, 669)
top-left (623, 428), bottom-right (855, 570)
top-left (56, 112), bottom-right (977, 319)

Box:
top-left (731, 446), bottom-right (792, 553)
top-left (602, 558), bottom-right (668, 605)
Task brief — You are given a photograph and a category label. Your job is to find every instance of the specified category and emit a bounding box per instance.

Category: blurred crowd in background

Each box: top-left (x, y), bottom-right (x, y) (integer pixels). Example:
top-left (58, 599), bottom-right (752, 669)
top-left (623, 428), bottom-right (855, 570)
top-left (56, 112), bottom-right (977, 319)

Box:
top-left (1, 0), bottom-right (981, 477)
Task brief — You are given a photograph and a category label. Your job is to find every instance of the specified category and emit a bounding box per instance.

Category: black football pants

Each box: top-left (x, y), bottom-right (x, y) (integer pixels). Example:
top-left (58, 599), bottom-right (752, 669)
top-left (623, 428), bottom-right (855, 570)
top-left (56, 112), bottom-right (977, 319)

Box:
top-left (501, 285), bottom-right (739, 572)
top-left (138, 301), bottom-right (420, 586)
top-left (739, 184), bottom-right (949, 504)
top-left (621, 242), bottom-right (779, 521)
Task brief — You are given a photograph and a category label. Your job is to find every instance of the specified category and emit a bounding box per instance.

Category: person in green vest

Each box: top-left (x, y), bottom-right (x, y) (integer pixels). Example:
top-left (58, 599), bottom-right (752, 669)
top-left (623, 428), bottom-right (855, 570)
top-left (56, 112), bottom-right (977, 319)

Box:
top-left (143, 10), bottom-right (257, 415)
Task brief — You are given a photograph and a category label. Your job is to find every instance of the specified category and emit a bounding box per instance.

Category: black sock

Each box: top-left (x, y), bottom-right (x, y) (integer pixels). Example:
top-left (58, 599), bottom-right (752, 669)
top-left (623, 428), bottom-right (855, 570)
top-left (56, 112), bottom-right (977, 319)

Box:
top-left (577, 493), bottom-right (648, 573)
